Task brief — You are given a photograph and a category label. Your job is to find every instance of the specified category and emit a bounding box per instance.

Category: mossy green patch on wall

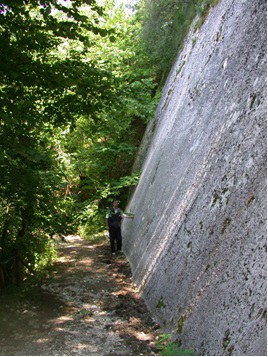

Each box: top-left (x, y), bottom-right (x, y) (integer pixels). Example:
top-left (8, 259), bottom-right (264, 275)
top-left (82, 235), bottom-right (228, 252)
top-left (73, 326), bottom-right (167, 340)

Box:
top-left (247, 195), bottom-right (255, 206)
top-left (221, 218), bottom-right (231, 234)
top-left (177, 315), bottom-right (186, 334)
top-left (194, 0), bottom-right (221, 32)
top-left (176, 60), bottom-right (186, 76)
top-left (222, 329), bottom-right (231, 350)
top-left (156, 296), bottom-right (165, 309)
top-left (205, 263), bottom-right (211, 272)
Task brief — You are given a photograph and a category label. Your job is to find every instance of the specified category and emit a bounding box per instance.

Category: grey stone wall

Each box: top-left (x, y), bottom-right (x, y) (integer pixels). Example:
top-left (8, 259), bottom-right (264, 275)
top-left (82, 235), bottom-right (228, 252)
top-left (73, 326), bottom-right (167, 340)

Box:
top-left (122, 0), bottom-right (267, 355)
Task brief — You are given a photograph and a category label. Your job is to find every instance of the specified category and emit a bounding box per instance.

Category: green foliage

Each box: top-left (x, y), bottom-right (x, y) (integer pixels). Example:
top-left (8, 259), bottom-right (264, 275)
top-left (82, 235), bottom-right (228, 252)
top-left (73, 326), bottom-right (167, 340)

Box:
top-left (177, 315), bottom-right (186, 334)
top-left (139, 0), bottom-right (198, 84)
top-left (0, 0), bottom-right (159, 287)
top-left (194, 0), bottom-right (220, 32)
top-left (156, 334), bottom-right (196, 356)
top-left (56, 2), bottom-right (158, 239)
top-left (139, 0), bottom-right (220, 85)
top-left (76, 200), bottom-right (105, 238)
top-left (2, 0), bottom-right (221, 287)
top-left (75, 172), bottom-right (140, 239)
top-left (0, 0), bottom-right (113, 288)
top-left (161, 344), bottom-right (196, 356)
top-left (1, 0), bottom-right (221, 288)
top-left (156, 296), bottom-right (165, 309)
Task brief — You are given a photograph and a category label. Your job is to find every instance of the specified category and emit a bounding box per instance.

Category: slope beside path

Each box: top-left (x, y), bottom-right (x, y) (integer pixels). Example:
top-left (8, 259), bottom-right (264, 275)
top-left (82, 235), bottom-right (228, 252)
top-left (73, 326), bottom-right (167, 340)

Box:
top-left (0, 235), bottom-right (159, 356)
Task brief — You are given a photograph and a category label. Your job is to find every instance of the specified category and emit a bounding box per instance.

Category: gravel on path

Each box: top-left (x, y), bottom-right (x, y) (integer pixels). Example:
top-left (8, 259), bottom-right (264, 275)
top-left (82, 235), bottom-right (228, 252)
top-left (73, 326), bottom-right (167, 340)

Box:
top-left (0, 235), bottom-right (160, 356)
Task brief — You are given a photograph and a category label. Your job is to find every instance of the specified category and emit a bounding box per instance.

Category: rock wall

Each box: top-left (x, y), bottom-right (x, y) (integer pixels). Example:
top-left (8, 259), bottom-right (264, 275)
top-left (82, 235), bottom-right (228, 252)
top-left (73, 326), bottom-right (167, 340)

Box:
top-left (122, 0), bottom-right (267, 355)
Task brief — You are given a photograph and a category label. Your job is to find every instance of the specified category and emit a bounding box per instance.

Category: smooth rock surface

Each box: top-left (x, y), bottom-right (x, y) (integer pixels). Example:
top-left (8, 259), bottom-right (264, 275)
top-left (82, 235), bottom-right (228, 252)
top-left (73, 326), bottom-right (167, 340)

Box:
top-left (122, 0), bottom-right (267, 355)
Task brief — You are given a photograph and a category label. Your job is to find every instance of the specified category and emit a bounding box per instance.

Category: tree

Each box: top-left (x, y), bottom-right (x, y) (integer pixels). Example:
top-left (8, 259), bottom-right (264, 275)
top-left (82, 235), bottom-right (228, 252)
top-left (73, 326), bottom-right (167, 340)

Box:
top-left (0, 0), bottom-right (112, 287)
top-left (0, 0), bottom-right (161, 287)
top-left (57, 1), bottom-right (159, 237)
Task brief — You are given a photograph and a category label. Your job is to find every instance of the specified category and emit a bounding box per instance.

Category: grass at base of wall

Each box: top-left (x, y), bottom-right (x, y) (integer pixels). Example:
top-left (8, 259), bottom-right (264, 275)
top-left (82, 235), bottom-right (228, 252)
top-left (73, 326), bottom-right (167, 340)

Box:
top-left (156, 334), bottom-right (196, 356)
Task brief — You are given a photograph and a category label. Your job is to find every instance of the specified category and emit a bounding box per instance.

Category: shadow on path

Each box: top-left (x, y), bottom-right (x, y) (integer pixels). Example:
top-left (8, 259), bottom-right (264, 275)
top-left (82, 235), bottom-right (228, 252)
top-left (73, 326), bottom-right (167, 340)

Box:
top-left (0, 235), bottom-right (159, 356)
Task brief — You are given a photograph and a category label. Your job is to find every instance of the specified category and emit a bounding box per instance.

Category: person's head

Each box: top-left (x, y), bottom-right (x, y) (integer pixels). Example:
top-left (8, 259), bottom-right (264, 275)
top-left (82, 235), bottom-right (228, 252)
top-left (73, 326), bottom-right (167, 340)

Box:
top-left (113, 200), bottom-right (119, 208)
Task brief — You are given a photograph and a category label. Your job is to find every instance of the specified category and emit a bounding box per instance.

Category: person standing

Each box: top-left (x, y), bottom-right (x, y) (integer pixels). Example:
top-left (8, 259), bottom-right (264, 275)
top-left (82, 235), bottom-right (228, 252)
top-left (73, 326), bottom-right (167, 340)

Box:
top-left (106, 200), bottom-right (133, 256)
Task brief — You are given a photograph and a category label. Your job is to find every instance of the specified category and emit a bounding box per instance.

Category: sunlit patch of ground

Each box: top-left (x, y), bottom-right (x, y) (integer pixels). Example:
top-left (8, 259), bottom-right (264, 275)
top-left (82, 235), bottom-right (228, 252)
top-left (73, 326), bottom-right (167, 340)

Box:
top-left (0, 235), bottom-right (159, 356)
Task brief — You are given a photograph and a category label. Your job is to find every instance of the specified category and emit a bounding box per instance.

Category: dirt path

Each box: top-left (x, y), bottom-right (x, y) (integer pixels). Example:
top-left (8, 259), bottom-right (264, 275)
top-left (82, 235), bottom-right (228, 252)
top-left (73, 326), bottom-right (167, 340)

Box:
top-left (0, 236), bottom-right (159, 356)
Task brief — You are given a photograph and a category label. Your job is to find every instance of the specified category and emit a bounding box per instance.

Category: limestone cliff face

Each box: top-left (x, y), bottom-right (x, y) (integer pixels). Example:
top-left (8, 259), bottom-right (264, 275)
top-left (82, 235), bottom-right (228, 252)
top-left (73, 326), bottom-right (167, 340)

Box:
top-left (122, 0), bottom-right (267, 355)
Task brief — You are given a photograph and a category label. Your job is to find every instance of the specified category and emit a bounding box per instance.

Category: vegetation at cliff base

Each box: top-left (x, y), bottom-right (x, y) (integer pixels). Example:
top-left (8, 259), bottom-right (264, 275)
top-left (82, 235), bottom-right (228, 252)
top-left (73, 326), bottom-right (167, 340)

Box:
top-left (0, 0), bottom-right (218, 288)
top-left (156, 334), bottom-right (196, 356)
top-left (0, 0), bottom-right (158, 288)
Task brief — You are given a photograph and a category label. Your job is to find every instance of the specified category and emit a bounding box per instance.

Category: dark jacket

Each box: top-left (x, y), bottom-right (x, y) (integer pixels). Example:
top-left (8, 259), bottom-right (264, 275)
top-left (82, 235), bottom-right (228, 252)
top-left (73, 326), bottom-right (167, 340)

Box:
top-left (107, 208), bottom-right (123, 228)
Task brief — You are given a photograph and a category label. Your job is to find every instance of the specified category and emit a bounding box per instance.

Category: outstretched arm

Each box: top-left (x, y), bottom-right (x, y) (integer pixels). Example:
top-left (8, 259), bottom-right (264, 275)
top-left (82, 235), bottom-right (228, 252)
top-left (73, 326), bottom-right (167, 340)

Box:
top-left (122, 213), bottom-right (134, 219)
top-left (106, 218), bottom-right (109, 229)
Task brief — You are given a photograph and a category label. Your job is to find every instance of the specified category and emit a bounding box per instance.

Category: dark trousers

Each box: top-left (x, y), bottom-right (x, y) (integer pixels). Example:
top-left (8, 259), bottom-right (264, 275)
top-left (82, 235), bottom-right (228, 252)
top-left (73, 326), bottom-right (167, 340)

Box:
top-left (109, 226), bottom-right (122, 253)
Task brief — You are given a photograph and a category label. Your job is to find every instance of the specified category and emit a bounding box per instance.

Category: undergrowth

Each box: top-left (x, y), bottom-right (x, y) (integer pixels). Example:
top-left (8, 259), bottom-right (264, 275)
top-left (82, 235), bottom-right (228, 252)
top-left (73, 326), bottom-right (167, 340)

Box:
top-left (156, 334), bottom-right (196, 356)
